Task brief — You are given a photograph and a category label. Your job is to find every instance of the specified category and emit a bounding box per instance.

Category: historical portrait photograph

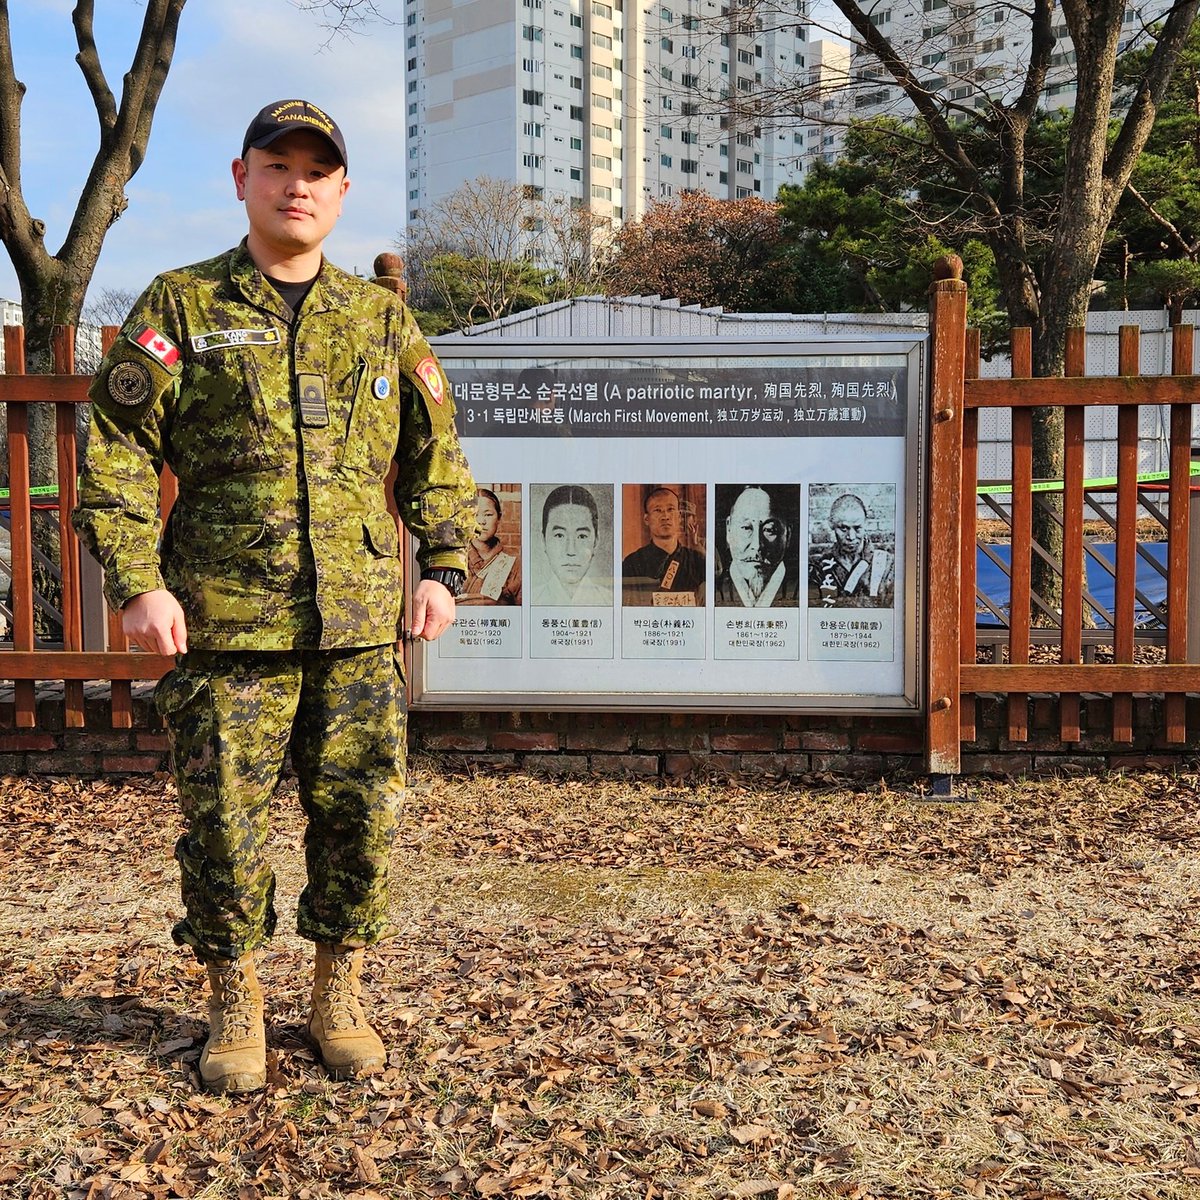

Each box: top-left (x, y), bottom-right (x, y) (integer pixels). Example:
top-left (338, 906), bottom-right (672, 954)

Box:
top-left (530, 482), bottom-right (614, 606)
top-left (713, 483), bottom-right (802, 608)
top-left (807, 483), bottom-right (897, 609)
top-left (458, 484), bottom-right (523, 607)
top-left (620, 483), bottom-right (707, 606)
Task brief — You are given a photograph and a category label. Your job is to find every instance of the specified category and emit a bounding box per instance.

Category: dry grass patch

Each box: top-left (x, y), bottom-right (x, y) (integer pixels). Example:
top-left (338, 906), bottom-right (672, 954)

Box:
top-left (0, 769), bottom-right (1197, 1199)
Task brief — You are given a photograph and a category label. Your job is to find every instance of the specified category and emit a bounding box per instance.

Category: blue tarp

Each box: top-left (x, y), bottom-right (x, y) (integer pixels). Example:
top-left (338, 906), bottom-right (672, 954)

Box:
top-left (975, 542), bottom-right (1168, 627)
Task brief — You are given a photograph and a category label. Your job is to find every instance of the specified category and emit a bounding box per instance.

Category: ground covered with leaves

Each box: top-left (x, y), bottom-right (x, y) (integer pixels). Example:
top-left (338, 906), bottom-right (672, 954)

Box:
top-left (1, 767), bottom-right (1198, 1199)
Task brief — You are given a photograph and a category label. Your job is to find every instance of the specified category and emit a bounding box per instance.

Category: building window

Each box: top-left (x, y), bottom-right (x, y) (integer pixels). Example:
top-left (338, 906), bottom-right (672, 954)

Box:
top-left (523, 153), bottom-right (543, 168)
top-left (681, 73), bottom-right (698, 88)
top-left (681, 101), bottom-right (698, 116)
top-left (662, 96), bottom-right (673, 110)
top-left (407, 57), bottom-right (417, 71)
top-left (681, 130), bottom-right (697, 144)
top-left (571, 75), bottom-right (583, 88)
top-left (570, 135), bottom-right (583, 149)
top-left (571, 11), bottom-right (583, 25)
top-left (592, 153), bottom-right (612, 169)
top-left (593, 32), bottom-right (612, 49)
top-left (681, 158), bottom-right (697, 173)
top-left (407, 80), bottom-right (417, 93)
top-left (661, 37), bottom-right (673, 51)
top-left (593, 0), bottom-right (612, 15)
top-left (682, 14), bottom-right (698, 29)
top-left (408, 188), bottom-right (419, 200)
top-left (523, 121), bottom-right (544, 136)
top-left (870, 8), bottom-right (891, 24)
top-left (660, 153), bottom-right (672, 167)
top-left (571, 45), bottom-right (583, 58)
top-left (593, 93), bottom-right (612, 110)
top-left (570, 104), bottom-right (584, 119)
top-left (522, 25), bottom-right (544, 40)
top-left (719, 170), bottom-right (728, 183)
top-left (593, 63), bottom-right (612, 79)
top-left (661, 7), bottom-right (672, 19)
top-left (522, 89), bottom-right (544, 105)
top-left (592, 122), bottom-right (613, 139)
top-left (592, 183), bottom-right (612, 199)
top-left (659, 124), bottom-right (673, 139)
top-left (570, 167), bottom-right (582, 180)
top-left (682, 44), bottom-right (697, 58)
top-left (522, 57), bottom-right (541, 72)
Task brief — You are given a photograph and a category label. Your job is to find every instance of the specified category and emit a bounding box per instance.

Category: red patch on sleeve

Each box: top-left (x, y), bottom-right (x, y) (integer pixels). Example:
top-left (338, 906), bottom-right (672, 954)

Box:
top-left (415, 356), bottom-right (445, 405)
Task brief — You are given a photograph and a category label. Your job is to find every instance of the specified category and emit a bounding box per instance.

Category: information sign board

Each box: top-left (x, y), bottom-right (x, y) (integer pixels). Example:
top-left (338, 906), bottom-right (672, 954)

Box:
top-left (409, 339), bottom-right (925, 712)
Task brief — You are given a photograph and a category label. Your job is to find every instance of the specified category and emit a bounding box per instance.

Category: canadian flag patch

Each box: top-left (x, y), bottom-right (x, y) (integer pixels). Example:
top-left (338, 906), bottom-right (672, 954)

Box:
top-left (131, 323), bottom-right (180, 367)
top-left (414, 356), bottom-right (444, 405)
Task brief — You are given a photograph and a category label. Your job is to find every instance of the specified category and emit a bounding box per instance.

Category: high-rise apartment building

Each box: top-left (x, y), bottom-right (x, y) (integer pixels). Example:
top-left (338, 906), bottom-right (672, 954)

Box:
top-left (843, 0), bottom-right (1172, 123)
top-left (403, 0), bottom-right (812, 229)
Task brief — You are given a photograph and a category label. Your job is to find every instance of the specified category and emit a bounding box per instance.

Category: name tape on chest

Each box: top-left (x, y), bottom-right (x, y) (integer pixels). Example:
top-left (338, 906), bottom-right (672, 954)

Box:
top-left (190, 328), bottom-right (282, 353)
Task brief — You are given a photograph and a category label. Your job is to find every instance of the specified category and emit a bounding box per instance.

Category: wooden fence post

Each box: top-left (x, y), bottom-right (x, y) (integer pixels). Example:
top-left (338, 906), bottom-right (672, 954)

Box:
top-left (926, 256), bottom-right (968, 776)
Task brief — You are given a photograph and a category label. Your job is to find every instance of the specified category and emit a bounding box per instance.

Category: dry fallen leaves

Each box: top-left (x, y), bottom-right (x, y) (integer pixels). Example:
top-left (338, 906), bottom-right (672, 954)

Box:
top-left (0, 769), bottom-right (1197, 1199)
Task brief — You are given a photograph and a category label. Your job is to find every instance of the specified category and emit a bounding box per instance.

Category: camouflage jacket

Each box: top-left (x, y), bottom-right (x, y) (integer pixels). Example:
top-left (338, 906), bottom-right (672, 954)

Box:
top-left (72, 242), bottom-right (476, 651)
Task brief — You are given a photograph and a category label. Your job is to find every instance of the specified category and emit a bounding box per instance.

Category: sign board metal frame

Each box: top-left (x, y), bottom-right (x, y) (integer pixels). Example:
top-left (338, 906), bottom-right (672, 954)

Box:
top-left (407, 337), bottom-right (926, 714)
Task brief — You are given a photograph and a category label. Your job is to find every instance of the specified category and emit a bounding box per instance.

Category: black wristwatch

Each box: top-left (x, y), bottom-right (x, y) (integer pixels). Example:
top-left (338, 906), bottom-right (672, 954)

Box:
top-left (421, 567), bottom-right (466, 598)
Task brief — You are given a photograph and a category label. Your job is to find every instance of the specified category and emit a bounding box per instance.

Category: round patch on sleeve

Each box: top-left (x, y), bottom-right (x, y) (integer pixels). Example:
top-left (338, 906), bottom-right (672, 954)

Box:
top-left (373, 375), bottom-right (391, 400)
top-left (414, 356), bottom-right (445, 405)
top-left (107, 360), bottom-right (152, 407)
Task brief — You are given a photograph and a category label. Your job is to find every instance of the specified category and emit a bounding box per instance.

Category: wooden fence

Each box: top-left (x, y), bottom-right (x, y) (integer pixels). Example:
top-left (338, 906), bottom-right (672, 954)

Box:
top-left (3, 271), bottom-right (1200, 775)
top-left (1, 324), bottom-right (173, 732)
top-left (926, 264), bottom-right (1200, 773)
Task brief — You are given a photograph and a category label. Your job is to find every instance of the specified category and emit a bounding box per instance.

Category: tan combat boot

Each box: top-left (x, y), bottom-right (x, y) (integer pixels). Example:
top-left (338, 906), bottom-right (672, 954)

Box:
top-left (199, 954), bottom-right (266, 1094)
top-left (307, 943), bottom-right (386, 1080)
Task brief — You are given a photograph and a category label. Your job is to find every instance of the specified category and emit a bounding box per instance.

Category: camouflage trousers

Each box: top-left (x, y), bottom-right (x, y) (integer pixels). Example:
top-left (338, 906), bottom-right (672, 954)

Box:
top-left (155, 645), bottom-right (406, 964)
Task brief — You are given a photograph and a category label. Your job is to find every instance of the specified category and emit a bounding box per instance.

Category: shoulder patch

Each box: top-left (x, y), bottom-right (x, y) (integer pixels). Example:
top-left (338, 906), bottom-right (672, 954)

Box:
top-left (414, 356), bottom-right (445, 405)
top-left (107, 361), bottom-right (152, 407)
top-left (128, 322), bottom-right (181, 371)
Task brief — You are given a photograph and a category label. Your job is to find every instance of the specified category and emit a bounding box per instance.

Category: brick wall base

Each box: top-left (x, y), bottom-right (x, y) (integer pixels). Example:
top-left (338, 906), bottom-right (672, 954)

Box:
top-left (3, 689), bottom-right (1200, 777)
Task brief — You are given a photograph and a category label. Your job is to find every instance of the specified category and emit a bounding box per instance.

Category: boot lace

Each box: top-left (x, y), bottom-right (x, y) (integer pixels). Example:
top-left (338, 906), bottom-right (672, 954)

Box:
top-left (322, 955), bottom-right (365, 1031)
top-left (214, 968), bottom-right (258, 1044)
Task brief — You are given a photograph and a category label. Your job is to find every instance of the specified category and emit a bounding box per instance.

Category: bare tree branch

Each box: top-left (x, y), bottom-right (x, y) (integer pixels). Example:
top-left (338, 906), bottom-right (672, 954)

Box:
top-left (0, 1), bottom-right (40, 276)
top-left (71, 0), bottom-right (117, 132)
top-left (1126, 182), bottom-right (1200, 258)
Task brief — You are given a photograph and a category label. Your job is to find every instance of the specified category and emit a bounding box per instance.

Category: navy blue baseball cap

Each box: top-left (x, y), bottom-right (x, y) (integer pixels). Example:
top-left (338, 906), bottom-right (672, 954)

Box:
top-left (242, 99), bottom-right (347, 170)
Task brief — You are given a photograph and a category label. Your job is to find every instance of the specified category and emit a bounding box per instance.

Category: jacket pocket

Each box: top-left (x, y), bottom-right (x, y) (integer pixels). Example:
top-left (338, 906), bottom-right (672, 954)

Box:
top-left (340, 356), bottom-right (400, 477)
top-left (174, 521), bottom-right (267, 564)
top-left (176, 348), bottom-right (282, 472)
top-left (363, 511), bottom-right (399, 558)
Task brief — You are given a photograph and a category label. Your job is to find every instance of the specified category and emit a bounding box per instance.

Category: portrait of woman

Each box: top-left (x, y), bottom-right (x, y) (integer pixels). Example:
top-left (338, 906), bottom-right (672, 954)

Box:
top-left (459, 486), bottom-right (522, 606)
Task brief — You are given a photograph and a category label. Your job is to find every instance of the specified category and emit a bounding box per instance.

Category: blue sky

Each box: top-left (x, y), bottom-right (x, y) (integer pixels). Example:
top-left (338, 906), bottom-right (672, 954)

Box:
top-left (2, 1), bottom-right (411, 305)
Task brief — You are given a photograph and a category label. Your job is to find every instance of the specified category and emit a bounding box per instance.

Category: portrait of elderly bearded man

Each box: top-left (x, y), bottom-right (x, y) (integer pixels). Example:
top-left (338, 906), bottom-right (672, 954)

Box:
top-left (714, 484), bottom-right (800, 608)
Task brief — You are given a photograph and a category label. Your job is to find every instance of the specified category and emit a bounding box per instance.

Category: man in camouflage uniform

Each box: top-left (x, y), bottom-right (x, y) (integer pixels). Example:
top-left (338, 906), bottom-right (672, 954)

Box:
top-left (73, 100), bottom-right (476, 1093)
